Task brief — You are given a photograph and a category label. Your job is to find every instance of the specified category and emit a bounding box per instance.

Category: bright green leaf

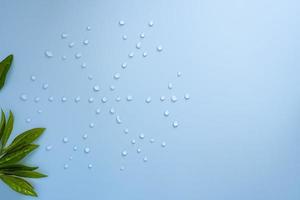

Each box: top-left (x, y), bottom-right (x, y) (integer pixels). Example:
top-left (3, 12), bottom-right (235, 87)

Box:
top-left (0, 54), bottom-right (13, 90)
top-left (0, 110), bottom-right (6, 143)
top-left (0, 175), bottom-right (37, 197)
top-left (1, 111), bottom-right (14, 148)
top-left (2, 170), bottom-right (47, 179)
top-left (0, 144), bottom-right (38, 165)
top-left (0, 164), bottom-right (38, 171)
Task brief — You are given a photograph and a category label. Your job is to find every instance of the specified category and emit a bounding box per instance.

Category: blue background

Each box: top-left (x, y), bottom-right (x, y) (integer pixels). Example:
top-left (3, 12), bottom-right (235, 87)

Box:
top-left (0, 0), bottom-right (300, 199)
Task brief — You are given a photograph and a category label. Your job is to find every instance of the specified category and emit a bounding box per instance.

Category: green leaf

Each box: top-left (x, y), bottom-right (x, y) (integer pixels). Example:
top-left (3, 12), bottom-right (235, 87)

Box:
top-left (0, 54), bottom-right (13, 90)
top-left (0, 110), bottom-right (6, 143)
top-left (4, 128), bottom-right (45, 154)
top-left (0, 144), bottom-right (38, 165)
top-left (2, 170), bottom-right (47, 179)
top-left (0, 164), bottom-right (38, 171)
top-left (1, 111), bottom-right (14, 148)
top-left (0, 175), bottom-right (37, 197)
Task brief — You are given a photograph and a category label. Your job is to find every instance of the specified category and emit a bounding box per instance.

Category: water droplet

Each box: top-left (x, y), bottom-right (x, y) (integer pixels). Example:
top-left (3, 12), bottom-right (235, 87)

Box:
top-left (160, 96), bottom-right (166, 101)
top-left (136, 42), bottom-right (141, 49)
top-left (171, 95), bottom-right (177, 103)
top-left (81, 63), bottom-right (87, 69)
top-left (42, 83), bottom-right (49, 90)
top-left (139, 134), bottom-right (145, 139)
top-left (48, 96), bottom-right (54, 102)
top-left (143, 156), bottom-right (148, 162)
top-left (145, 97), bottom-right (152, 103)
top-left (150, 138), bottom-right (155, 143)
top-left (88, 97), bottom-right (94, 103)
top-left (88, 75), bottom-right (93, 80)
top-left (115, 96), bottom-right (121, 102)
top-left (82, 134), bottom-right (88, 140)
top-left (69, 156), bottom-right (73, 161)
top-left (121, 150), bottom-right (128, 157)
top-left (148, 20), bottom-right (154, 27)
top-left (61, 97), bottom-right (67, 102)
top-left (142, 52), bottom-right (148, 57)
top-left (137, 148), bottom-right (141, 153)
top-left (84, 147), bottom-right (90, 154)
top-left (61, 33), bottom-right (68, 39)
top-left (122, 35), bottom-right (127, 40)
top-left (75, 96), bottom-right (81, 103)
top-left (46, 145), bottom-right (52, 151)
top-left (30, 75), bottom-right (36, 81)
top-left (63, 137), bottom-right (69, 143)
top-left (172, 121), bottom-right (179, 128)
top-left (110, 85), bottom-right (115, 91)
top-left (161, 142), bottom-right (167, 148)
top-left (124, 129), bottom-right (129, 134)
top-left (121, 62), bottom-right (127, 69)
top-left (86, 26), bottom-right (92, 31)
top-left (126, 95), bottom-right (133, 101)
top-left (168, 83), bottom-right (173, 90)
top-left (75, 53), bottom-right (82, 59)
top-left (73, 146), bottom-right (78, 151)
top-left (113, 73), bottom-right (120, 80)
top-left (95, 108), bottom-right (101, 115)
top-left (69, 42), bottom-right (75, 48)
top-left (116, 115), bottom-right (122, 124)
top-left (20, 94), bottom-right (28, 101)
top-left (131, 139), bottom-right (136, 144)
top-left (120, 166), bottom-right (125, 171)
top-left (140, 32), bottom-right (145, 38)
top-left (101, 97), bottom-right (108, 103)
top-left (119, 20), bottom-right (125, 26)
top-left (26, 118), bottom-right (31, 123)
top-left (89, 123), bottom-right (95, 128)
top-left (88, 164), bottom-right (93, 169)
top-left (37, 109), bottom-right (42, 114)
top-left (128, 52), bottom-right (134, 58)
top-left (61, 55), bottom-right (67, 60)
top-left (64, 164), bottom-right (69, 169)
top-left (83, 40), bottom-right (89, 45)
top-left (164, 110), bottom-right (170, 117)
top-left (157, 45), bottom-right (163, 52)
top-left (45, 51), bottom-right (53, 58)
top-left (177, 71), bottom-right (182, 77)
top-left (109, 108), bottom-right (115, 115)
top-left (184, 93), bottom-right (190, 100)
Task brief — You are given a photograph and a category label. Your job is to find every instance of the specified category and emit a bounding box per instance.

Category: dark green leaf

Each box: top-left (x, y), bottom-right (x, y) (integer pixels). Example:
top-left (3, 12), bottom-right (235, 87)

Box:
top-left (0, 164), bottom-right (38, 171)
top-left (1, 111), bottom-right (14, 148)
top-left (0, 175), bottom-right (37, 197)
top-left (2, 170), bottom-right (47, 178)
top-left (0, 110), bottom-right (6, 143)
top-left (0, 54), bottom-right (13, 90)
top-left (0, 144), bottom-right (38, 165)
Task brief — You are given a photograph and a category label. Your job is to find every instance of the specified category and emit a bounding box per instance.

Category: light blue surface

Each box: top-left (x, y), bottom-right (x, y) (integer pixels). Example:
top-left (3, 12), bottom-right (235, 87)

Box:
top-left (0, 0), bottom-right (300, 199)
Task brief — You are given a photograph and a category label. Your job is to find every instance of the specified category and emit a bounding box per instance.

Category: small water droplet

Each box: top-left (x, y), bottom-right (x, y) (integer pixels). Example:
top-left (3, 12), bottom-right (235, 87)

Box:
top-left (157, 45), bottom-right (163, 52)
top-left (120, 166), bottom-right (125, 171)
top-left (83, 40), bottom-right (89, 45)
top-left (88, 75), bottom-right (93, 80)
top-left (171, 95), bottom-right (177, 103)
top-left (101, 97), bottom-right (108, 103)
top-left (82, 134), bottom-right (88, 140)
top-left (73, 146), bottom-right (78, 151)
top-left (139, 134), bottom-right (145, 139)
top-left (86, 26), bottom-right (92, 31)
top-left (95, 108), bottom-right (101, 115)
top-left (184, 93), bottom-right (190, 100)
top-left (48, 96), bottom-right (54, 102)
top-left (84, 147), bottom-right (90, 154)
top-left (164, 110), bottom-right (170, 117)
top-left (20, 94), bottom-right (28, 101)
top-left (140, 32), bottom-right (145, 38)
top-left (42, 83), bottom-right (49, 90)
top-left (142, 52), bottom-right (148, 57)
top-left (88, 97), bottom-right (94, 103)
top-left (131, 139), bottom-right (136, 144)
top-left (173, 121), bottom-right (179, 128)
top-left (46, 145), bottom-right (52, 151)
top-left (113, 73), bottom-right (121, 80)
top-left (75, 53), bottom-right (82, 59)
top-left (137, 148), bottom-right (141, 153)
top-left (124, 129), bottom-right (129, 134)
top-left (145, 97), bottom-right (152, 103)
top-left (61, 55), bottom-right (67, 60)
top-left (128, 52), bottom-right (134, 58)
top-left (61, 97), bottom-right (67, 102)
top-left (126, 95), bottom-right (133, 101)
top-left (148, 20), bottom-right (154, 27)
top-left (45, 51), bottom-right (53, 58)
top-left (61, 33), bottom-right (68, 39)
top-left (121, 62), bottom-right (127, 69)
top-left (88, 164), bottom-right (93, 169)
top-left (136, 42), bottom-right (141, 49)
top-left (119, 20), bottom-right (125, 26)
top-left (30, 75), bottom-right (36, 81)
top-left (116, 115), bottom-right (122, 124)
top-left (75, 96), bottom-right (81, 103)
top-left (63, 137), bottom-right (69, 143)
top-left (122, 35), bottom-right (127, 40)
top-left (143, 156), bottom-right (148, 162)
top-left (37, 109), bottom-right (42, 114)
top-left (168, 83), bottom-right (173, 90)
top-left (161, 142), bottom-right (167, 148)
top-left (109, 108), bottom-right (115, 115)
top-left (69, 42), bottom-right (75, 48)
top-left (89, 123), bottom-right (95, 128)
top-left (150, 138), bottom-right (155, 143)
top-left (160, 96), bottom-right (166, 101)
top-left (69, 156), bottom-right (73, 161)
top-left (121, 150), bottom-right (128, 157)
top-left (64, 164), bottom-right (69, 169)
top-left (81, 63), bottom-right (87, 69)
top-left (26, 118), bottom-right (31, 123)
top-left (110, 85), bottom-right (115, 91)
top-left (115, 96), bottom-right (121, 102)
top-left (177, 71), bottom-right (182, 77)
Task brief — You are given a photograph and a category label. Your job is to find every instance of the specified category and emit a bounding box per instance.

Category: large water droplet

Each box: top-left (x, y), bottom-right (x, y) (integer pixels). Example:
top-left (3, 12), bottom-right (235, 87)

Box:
top-left (73, 146), bottom-right (78, 151)
top-left (115, 96), bottom-right (121, 102)
top-left (160, 96), bottom-right (166, 101)
top-left (42, 83), bottom-right (49, 90)
top-left (61, 97), bottom-right (67, 102)
top-left (184, 93), bottom-right (190, 100)
top-left (131, 139), bottom-right (136, 144)
top-left (137, 148), bottom-right (141, 153)
top-left (122, 150), bottom-right (128, 157)
top-left (116, 115), bottom-right (122, 124)
top-left (119, 20), bottom-right (125, 26)
top-left (84, 147), bottom-right (90, 154)
top-left (121, 62), bottom-right (127, 69)
top-left (69, 42), bottom-right (75, 48)
top-left (168, 83), bottom-right (173, 90)
top-left (89, 123), bottom-right (95, 128)
top-left (139, 134), bottom-right (145, 139)
top-left (143, 156), bottom-right (148, 162)
top-left (145, 97), bottom-right (152, 103)
top-left (61, 33), bottom-right (68, 39)
top-left (81, 63), bottom-right (87, 69)
top-left (88, 97), bottom-right (94, 103)
top-left (45, 51), bottom-right (53, 58)
top-left (122, 35), bottom-right (127, 40)
top-left (142, 52), bottom-right (148, 57)
top-left (128, 52), bottom-right (134, 58)
top-left (173, 121), bottom-right (179, 128)
top-left (101, 97), bottom-right (108, 103)
top-left (75, 53), bottom-right (82, 59)
top-left (113, 73), bottom-right (121, 80)
top-left (157, 45), bottom-right (163, 52)
top-left (110, 85), bottom-right (115, 91)
top-left (136, 42), bottom-right (141, 49)
top-left (82, 134), bottom-right (88, 140)
top-left (30, 75), bottom-right (36, 81)
top-left (86, 26), bottom-right (92, 31)
top-left (148, 20), bottom-right (154, 27)
top-left (171, 95), bottom-right (177, 103)
top-left (95, 108), bottom-right (101, 115)
top-left (63, 137), bottom-right (69, 143)
top-left (20, 94), bottom-right (28, 101)
top-left (88, 164), bottom-right (93, 169)
top-left (75, 96), bottom-right (81, 103)
top-left (48, 96), bottom-right (54, 102)
top-left (140, 32), bottom-right (145, 38)
top-left (83, 40), bottom-right (89, 45)
top-left (177, 71), bottom-right (182, 77)
top-left (127, 95), bottom-right (133, 101)
top-left (109, 108), bottom-right (115, 115)
top-left (64, 164), bottom-right (69, 169)
top-left (161, 142), bottom-right (167, 148)
top-left (164, 110), bottom-right (170, 117)
top-left (124, 129), bottom-right (129, 134)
